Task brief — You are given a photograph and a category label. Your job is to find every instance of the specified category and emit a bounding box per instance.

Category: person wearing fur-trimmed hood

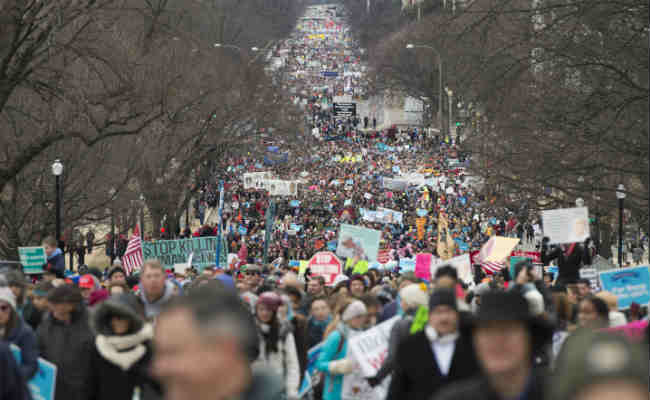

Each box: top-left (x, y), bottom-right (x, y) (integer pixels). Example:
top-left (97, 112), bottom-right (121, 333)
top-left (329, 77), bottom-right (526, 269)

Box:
top-left (88, 294), bottom-right (162, 400)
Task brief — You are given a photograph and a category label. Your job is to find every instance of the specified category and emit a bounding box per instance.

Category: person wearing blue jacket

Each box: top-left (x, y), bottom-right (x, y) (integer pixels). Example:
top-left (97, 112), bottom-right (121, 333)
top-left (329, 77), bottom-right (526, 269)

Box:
top-left (0, 287), bottom-right (39, 380)
top-left (42, 236), bottom-right (66, 279)
top-left (315, 299), bottom-right (367, 400)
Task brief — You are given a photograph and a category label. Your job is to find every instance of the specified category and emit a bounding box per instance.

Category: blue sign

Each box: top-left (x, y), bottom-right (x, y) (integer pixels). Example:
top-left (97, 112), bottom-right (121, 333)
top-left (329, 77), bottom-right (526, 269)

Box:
top-left (290, 223), bottom-right (302, 232)
top-left (399, 258), bottom-right (416, 272)
top-left (289, 260), bottom-right (300, 267)
top-left (416, 209), bottom-right (428, 217)
top-left (327, 240), bottom-right (338, 251)
top-left (322, 71), bottom-right (338, 77)
top-left (11, 345), bottom-right (57, 400)
top-left (298, 342), bottom-right (325, 397)
top-left (289, 200), bottom-right (301, 207)
top-left (599, 266), bottom-right (650, 309)
top-left (238, 225), bottom-right (248, 236)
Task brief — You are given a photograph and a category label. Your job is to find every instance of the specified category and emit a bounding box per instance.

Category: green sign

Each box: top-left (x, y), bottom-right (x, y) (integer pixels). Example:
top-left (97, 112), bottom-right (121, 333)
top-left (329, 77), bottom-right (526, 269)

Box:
top-left (18, 247), bottom-right (47, 274)
top-left (142, 237), bottom-right (228, 271)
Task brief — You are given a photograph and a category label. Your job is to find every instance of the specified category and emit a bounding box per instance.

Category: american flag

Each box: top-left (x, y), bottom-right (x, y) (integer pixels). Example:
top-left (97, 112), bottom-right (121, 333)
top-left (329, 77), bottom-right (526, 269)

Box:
top-left (123, 225), bottom-right (143, 275)
top-left (470, 250), bottom-right (505, 274)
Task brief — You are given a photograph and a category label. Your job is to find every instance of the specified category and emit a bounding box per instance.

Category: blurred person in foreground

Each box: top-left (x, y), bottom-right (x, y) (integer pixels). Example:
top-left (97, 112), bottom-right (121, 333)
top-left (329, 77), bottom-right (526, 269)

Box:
top-left (152, 284), bottom-right (285, 400)
top-left (435, 290), bottom-right (554, 400)
top-left (0, 340), bottom-right (31, 400)
top-left (548, 330), bottom-right (648, 400)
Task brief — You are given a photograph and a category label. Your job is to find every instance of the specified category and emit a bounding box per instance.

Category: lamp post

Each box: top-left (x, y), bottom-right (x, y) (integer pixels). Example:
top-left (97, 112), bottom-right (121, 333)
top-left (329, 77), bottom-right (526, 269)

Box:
top-left (445, 87), bottom-right (453, 140)
top-left (109, 188), bottom-right (116, 265)
top-left (139, 194), bottom-right (145, 240)
top-left (51, 160), bottom-right (64, 250)
top-left (616, 184), bottom-right (626, 267)
top-left (406, 44), bottom-right (443, 134)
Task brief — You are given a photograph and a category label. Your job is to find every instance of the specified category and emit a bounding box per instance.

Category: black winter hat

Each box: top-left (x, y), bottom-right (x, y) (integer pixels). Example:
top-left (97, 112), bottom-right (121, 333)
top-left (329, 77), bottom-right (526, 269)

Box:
top-left (428, 288), bottom-right (457, 311)
top-left (107, 267), bottom-right (126, 280)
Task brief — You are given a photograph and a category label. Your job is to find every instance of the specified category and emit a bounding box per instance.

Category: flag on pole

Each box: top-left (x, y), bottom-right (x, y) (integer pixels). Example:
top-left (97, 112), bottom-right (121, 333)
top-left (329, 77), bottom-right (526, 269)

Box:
top-left (123, 225), bottom-right (143, 275)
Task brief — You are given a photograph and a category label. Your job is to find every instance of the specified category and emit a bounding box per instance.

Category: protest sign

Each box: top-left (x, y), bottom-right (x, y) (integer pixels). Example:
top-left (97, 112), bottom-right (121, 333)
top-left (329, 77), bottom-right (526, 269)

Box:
top-left (298, 343), bottom-right (324, 398)
top-left (399, 257), bottom-right (416, 272)
top-left (308, 252), bottom-right (343, 285)
top-left (343, 316), bottom-right (399, 400)
top-left (243, 171), bottom-right (272, 189)
top-left (579, 268), bottom-right (600, 292)
top-left (376, 207), bottom-right (403, 224)
top-left (336, 224), bottom-right (381, 262)
top-left (415, 253), bottom-right (433, 280)
top-left (11, 344), bottom-right (57, 400)
top-left (599, 266), bottom-right (650, 309)
top-left (477, 236), bottom-right (520, 262)
top-left (382, 177), bottom-right (408, 191)
top-left (260, 179), bottom-right (299, 196)
top-left (541, 207), bottom-right (590, 244)
top-left (143, 237), bottom-right (226, 271)
top-left (444, 254), bottom-right (472, 283)
top-left (416, 217), bottom-right (426, 241)
top-left (18, 246), bottom-right (47, 274)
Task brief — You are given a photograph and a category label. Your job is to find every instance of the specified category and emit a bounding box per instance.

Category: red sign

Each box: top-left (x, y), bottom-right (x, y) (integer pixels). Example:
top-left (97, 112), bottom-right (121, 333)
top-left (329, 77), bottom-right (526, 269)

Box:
top-left (308, 252), bottom-right (342, 285)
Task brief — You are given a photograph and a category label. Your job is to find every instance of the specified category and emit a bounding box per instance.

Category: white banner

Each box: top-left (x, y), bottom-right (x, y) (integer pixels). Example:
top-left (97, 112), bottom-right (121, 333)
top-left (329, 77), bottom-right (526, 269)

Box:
top-left (541, 207), bottom-right (590, 244)
top-left (259, 179), bottom-right (299, 196)
top-left (243, 172), bottom-right (273, 189)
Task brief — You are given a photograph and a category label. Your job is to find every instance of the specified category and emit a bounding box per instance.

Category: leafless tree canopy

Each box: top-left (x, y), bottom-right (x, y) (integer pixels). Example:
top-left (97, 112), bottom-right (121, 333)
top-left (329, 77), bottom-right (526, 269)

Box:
top-left (0, 0), bottom-right (303, 258)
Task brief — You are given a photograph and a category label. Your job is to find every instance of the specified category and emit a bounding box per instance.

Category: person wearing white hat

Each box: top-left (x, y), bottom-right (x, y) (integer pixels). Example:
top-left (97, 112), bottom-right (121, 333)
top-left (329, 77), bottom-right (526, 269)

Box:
top-left (0, 287), bottom-right (39, 380)
top-left (315, 299), bottom-right (367, 400)
top-left (369, 283), bottom-right (429, 386)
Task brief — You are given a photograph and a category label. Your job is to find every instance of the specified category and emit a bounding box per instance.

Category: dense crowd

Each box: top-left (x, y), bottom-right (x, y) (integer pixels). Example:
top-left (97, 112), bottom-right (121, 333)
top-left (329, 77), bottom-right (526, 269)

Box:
top-left (1, 4), bottom-right (648, 400)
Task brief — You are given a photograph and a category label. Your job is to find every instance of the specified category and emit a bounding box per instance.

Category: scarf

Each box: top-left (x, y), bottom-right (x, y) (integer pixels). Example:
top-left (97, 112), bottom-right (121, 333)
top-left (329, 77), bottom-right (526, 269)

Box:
top-left (424, 325), bottom-right (459, 345)
top-left (95, 324), bottom-right (153, 371)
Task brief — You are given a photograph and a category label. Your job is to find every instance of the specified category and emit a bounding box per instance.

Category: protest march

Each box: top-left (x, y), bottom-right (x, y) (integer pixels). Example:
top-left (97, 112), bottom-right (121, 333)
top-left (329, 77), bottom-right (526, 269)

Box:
top-left (1, 3), bottom-right (648, 400)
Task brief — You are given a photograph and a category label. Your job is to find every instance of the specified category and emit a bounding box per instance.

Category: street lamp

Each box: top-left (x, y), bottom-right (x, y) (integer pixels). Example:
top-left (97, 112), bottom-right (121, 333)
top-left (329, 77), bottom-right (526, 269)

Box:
top-left (109, 188), bottom-right (116, 265)
top-left (445, 87), bottom-right (453, 141)
top-left (406, 43), bottom-right (443, 135)
top-left (616, 184), bottom-right (626, 267)
top-left (140, 194), bottom-right (145, 240)
top-left (51, 160), bottom-right (64, 251)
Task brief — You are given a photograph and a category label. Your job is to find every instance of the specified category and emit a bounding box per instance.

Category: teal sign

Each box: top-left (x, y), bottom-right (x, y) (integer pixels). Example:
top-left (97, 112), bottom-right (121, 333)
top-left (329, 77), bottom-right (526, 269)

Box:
top-left (18, 247), bottom-right (47, 274)
top-left (143, 237), bottom-right (227, 271)
top-left (11, 344), bottom-right (57, 400)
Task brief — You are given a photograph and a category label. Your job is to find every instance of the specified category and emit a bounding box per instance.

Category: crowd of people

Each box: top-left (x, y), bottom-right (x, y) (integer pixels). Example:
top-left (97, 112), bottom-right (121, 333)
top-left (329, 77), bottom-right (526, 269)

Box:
top-left (1, 4), bottom-right (648, 400)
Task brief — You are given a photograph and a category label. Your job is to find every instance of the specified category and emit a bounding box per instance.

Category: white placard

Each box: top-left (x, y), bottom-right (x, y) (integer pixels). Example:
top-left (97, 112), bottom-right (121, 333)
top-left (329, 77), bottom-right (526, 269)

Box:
top-left (541, 207), bottom-right (590, 244)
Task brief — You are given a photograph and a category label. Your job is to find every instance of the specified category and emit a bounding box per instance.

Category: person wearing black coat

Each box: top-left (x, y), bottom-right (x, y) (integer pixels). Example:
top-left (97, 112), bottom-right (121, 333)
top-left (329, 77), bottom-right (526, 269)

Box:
top-left (541, 237), bottom-right (592, 285)
top-left (387, 289), bottom-right (480, 400)
top-left (37, 285), bottom-right (95, 400)
top-left (88, 294), bottom-right (162, 400)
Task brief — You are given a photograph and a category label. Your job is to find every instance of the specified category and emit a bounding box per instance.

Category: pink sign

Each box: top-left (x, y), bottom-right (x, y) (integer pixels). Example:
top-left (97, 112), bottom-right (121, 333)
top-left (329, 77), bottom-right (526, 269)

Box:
top-left (415, 253), bottom-right (433, 281)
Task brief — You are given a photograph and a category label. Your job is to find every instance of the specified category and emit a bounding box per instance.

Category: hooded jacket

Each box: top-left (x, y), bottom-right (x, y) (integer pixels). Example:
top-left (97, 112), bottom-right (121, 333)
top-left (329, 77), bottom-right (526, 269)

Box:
top-left (88, 295), bottom-right (162, 400)
top-left (37, 306), bottom-right (94, 400)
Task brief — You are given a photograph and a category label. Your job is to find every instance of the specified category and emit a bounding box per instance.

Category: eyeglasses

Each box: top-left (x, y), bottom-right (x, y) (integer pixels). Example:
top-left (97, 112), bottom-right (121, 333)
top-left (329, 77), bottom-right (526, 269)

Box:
top-left (0, 305), bottom-right (11, 312)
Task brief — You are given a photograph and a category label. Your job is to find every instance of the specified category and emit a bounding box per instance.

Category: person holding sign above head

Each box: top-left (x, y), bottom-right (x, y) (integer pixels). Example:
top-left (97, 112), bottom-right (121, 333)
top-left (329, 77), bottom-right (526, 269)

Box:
top-left (387, 288), bottom-right (479, 400)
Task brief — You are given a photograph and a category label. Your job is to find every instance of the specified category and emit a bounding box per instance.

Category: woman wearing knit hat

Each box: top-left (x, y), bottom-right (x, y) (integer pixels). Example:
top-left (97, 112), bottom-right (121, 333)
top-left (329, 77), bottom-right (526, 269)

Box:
top-left (251, 292), bottom-right (301, 400)
top-left (0, 286), bottom-right (39, 380)
top-left (316, 298), bottom-right (367, 400)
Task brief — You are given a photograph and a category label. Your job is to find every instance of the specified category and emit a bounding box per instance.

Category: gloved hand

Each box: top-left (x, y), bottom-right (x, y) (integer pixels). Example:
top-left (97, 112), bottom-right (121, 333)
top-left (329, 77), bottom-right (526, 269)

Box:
top-left (328, 359), bottom-right (356, 375)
